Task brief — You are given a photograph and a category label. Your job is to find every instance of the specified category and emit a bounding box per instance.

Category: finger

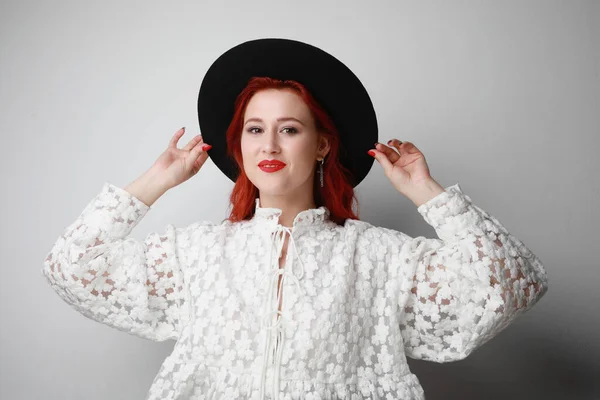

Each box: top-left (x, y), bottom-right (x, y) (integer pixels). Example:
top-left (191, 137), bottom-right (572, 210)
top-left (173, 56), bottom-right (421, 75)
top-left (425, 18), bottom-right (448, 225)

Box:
top-left (190, 154), bottom-right (205, 176)
top-left (187, 148), bottom-right (207, 175)
top-left (401, 141), bottom-right (425, 160)
top-left (169, 127), bottom-right (186, 149)
top-left (375, 142), bottom-right (400, 164)
top-left (191, 150), bottom-right (209, 175)
top-left (387, 139), bottom-right (403, 155)
top-left (183, 134), bottom-right (203, 152)
top-left (186, 141), bottom-right (210, 170)
top-left (368, 148), bottom-right (394, 175)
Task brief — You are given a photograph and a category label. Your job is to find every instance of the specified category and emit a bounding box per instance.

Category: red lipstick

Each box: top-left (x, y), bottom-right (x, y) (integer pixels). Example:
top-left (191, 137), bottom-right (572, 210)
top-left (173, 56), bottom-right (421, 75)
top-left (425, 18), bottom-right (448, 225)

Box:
top-left (258, 159), bottom-right (286, 173)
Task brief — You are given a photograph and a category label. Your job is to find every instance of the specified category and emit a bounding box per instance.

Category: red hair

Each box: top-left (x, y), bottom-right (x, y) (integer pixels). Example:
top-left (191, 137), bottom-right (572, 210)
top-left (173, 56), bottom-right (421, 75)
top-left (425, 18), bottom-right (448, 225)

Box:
top-left (225, 77), bottom-right (360, 226)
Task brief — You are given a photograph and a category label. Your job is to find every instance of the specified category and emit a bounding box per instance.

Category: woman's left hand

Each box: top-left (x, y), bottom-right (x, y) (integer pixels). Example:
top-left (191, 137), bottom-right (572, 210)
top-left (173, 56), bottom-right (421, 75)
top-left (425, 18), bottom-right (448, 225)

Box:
top-left (368, 139), bottom-right (445, 206)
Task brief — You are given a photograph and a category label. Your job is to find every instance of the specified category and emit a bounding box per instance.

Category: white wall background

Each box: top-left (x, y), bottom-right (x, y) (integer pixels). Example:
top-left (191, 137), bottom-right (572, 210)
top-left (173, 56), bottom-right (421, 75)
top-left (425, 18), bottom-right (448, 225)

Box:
top-left (1, 0), bottom-right (598, 399)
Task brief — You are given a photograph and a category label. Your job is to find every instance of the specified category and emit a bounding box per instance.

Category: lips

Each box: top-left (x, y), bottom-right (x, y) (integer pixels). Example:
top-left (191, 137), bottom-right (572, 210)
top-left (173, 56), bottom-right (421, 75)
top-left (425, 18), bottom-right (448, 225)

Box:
top-left (258, 160), bottom-right (286, 167)
top-left (258, 164), bottom-right (285, 172)
top-left (258, 159), bottom-right (286, 172)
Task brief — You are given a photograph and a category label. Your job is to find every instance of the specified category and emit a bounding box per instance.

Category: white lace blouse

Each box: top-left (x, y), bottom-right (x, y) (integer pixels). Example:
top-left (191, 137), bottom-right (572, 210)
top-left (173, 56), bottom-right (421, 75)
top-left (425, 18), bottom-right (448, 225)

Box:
top-left (42, 182), bottom-right (548, 399)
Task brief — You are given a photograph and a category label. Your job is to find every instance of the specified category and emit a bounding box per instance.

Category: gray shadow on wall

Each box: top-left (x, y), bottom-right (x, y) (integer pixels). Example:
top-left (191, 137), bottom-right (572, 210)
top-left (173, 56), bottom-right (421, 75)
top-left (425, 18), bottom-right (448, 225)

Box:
top-left (406, 325), bottom-right (600, 400)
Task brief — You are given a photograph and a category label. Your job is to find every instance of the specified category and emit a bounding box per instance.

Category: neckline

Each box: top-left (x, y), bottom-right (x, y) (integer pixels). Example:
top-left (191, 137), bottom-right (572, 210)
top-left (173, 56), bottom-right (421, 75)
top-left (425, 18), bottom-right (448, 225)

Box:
top-left (252, 198), bottom-right (330, 228)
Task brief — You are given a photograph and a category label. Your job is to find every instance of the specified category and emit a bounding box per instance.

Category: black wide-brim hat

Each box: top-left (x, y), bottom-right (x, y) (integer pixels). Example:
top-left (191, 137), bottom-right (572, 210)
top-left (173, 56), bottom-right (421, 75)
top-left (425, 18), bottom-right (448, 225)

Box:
top-left (197, 38), bottom-right (378, 187)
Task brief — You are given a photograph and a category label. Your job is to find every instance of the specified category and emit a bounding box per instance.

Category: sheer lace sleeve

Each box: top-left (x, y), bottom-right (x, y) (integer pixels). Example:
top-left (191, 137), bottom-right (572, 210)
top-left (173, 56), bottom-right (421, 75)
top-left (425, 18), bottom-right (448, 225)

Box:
top-left (42, 182), bottom-right (198, 342)
top-left (396, 184), bottom-right (548, 362)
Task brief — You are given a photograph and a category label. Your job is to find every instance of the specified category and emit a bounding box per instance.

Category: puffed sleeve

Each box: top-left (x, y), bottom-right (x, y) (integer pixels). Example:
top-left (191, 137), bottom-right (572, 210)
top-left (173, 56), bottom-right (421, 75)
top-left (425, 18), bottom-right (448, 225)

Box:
top-left (395, 183), bottom-right (548, 362)
top-left (41, 182), bottom-right (206, 342)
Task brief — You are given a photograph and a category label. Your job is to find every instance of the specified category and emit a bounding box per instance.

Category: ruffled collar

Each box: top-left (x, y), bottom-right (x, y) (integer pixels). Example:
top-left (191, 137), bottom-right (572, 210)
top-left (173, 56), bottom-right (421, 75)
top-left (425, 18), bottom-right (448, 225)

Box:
top-left (252, 198), bottom-right (330, 228)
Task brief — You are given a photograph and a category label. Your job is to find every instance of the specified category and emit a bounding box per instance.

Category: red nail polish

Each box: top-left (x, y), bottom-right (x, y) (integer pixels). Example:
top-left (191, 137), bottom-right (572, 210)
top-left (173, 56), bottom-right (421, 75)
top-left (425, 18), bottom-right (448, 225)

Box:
top-left (202, 144), bottom-right (212, 151)
top-left (368, 150), bottom-right (376, 157)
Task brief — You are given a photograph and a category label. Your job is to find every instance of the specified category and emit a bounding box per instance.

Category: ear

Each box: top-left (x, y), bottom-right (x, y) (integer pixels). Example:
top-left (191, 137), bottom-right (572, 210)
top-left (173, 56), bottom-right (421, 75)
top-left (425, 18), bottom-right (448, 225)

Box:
top-left (317, 135), bottom-right (331, 159)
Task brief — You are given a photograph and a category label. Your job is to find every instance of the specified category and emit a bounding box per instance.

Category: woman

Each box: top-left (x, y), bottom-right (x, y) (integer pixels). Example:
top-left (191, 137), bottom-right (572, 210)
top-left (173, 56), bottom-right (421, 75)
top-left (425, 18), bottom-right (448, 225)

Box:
top-left (42, 39), bottom-right (548, 399)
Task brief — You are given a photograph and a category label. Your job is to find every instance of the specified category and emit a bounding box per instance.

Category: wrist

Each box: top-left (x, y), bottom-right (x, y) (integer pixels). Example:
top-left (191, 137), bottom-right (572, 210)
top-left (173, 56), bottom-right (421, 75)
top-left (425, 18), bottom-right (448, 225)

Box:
top-left (124, 169), bottom-right (169, 207)
top-left (406, 178), bottom-right (446, 207)
top-left (143, 167), bottom-right (172, 193)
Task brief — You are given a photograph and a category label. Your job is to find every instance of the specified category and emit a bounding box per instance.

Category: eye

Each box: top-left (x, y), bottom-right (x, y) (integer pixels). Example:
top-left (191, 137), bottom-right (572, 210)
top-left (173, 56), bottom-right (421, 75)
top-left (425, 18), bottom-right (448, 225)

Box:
top-left (247, 127), bottom-right (262, 134)
top-left (281, 127), bottom-right (298, 134)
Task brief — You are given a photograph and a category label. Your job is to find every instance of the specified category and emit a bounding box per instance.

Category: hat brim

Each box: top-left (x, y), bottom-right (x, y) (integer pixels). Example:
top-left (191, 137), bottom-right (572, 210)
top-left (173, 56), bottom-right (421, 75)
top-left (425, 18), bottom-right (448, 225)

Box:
top-left (197, 38), bottom-right (378, 187)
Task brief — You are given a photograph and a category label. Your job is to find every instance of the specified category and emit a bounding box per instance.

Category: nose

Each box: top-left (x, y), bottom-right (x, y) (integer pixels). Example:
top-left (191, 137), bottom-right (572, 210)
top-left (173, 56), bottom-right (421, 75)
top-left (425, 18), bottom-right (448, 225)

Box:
top-left (261, 128), bottom-right (281, 154)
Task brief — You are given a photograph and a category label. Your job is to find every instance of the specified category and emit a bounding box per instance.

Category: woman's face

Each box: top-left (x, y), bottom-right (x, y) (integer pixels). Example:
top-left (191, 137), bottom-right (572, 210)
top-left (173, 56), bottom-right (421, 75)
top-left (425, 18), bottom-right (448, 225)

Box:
top-left (241, 89), bottom-right (328, 198)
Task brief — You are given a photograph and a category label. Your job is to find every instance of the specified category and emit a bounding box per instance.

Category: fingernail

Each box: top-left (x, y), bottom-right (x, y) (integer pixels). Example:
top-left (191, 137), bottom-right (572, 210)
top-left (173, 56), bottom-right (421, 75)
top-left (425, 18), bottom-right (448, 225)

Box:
top-left (367, 150), bottom-right (376, 157)
top-left (202, 144), bottom-right (212, 151)
top-left (181, 126), bottom-right (185, 131)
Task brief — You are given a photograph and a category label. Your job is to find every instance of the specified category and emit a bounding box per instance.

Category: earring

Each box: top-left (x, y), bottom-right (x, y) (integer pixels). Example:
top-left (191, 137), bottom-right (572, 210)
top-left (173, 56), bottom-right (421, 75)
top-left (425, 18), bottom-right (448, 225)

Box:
top-left (319, 159), bottom-right (324, 187)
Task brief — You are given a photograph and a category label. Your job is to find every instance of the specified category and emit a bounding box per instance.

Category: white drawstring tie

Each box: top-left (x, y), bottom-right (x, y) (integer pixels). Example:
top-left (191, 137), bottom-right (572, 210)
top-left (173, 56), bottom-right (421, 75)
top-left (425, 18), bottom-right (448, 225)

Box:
top-left (258, 224), bottom-right (306, 400)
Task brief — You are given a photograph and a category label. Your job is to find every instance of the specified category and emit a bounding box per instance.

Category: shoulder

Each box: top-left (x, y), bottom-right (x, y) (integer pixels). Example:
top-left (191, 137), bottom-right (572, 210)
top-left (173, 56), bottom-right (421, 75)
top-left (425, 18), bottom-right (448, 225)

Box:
top-left (172, 218), bottom-right (240, 241)
top-left (342, 218), bottom-right (412, 246)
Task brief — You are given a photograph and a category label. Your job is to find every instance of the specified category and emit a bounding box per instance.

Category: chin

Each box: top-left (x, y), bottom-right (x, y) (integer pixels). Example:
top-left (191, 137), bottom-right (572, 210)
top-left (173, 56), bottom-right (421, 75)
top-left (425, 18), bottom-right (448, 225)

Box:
top-left (249, 173), bottom-right (291, 194)
top-left (254, 184), bottom-right (292, 197)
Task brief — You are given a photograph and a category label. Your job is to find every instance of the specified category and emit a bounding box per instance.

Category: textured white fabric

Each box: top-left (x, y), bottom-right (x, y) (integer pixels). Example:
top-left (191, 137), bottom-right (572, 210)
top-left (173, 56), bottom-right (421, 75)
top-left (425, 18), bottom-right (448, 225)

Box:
top-left (42, 182), bottom-right (548, 399)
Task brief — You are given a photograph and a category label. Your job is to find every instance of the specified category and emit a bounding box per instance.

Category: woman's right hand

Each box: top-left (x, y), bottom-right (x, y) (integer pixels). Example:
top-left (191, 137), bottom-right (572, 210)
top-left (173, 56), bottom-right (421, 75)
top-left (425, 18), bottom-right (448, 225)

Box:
top-left (150, 127), bottom-right (212, 191)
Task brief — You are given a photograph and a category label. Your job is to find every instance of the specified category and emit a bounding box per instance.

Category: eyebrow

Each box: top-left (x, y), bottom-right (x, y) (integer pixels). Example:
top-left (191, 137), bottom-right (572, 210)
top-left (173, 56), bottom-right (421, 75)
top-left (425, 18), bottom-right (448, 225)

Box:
top-left (244, 117), bottom-right (305, 126)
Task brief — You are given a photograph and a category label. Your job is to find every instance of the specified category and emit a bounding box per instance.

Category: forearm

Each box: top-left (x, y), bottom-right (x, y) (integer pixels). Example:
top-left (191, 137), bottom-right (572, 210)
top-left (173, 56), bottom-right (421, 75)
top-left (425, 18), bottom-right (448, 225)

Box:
top-left (124, 168), bottom-right (169, 207)
top-left (406, 178), bottom-right (446, 207)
